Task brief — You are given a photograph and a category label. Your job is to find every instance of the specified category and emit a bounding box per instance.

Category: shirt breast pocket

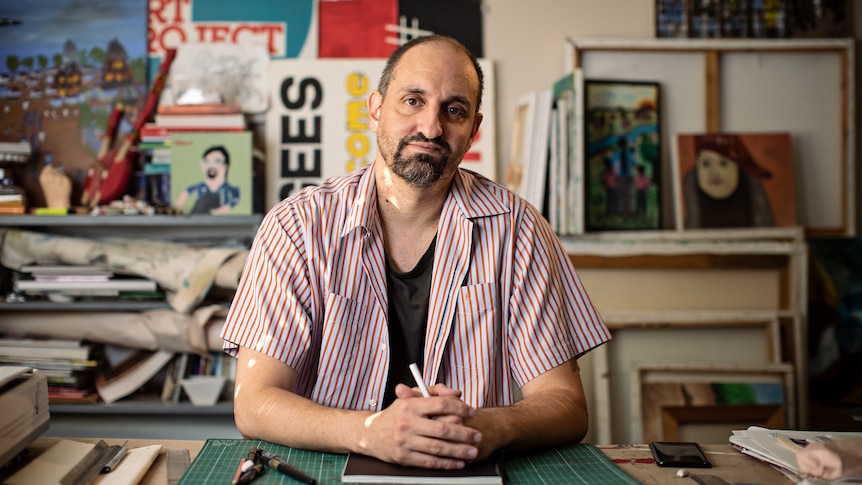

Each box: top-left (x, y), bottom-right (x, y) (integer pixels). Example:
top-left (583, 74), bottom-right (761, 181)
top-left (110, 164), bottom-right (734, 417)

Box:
top-left (314, 291), bottom-right (371, 404)
top-left (452, 282), bottom-right (497, 366)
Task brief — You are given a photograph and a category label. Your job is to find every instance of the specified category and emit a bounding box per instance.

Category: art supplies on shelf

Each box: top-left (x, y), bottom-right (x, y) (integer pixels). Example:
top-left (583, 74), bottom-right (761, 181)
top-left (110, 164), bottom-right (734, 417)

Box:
top-left (0, 141), bottom-right (32, 164)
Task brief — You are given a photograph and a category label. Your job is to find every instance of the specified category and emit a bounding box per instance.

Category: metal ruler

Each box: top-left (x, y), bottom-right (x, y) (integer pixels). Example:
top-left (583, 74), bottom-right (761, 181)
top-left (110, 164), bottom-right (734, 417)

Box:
top-left (166, 447), bottom-right (191, 485)
top-left (58, 440), bottom-right (120, 485)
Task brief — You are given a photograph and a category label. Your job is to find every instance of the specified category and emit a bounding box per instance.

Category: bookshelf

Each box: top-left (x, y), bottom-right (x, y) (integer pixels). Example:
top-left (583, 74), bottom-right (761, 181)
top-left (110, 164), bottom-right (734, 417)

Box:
top-left (564, 227), bottom-right (807, 444)
top-left (46, 401), bottom-right (240, 440)
top-left (0, 214), bottom-right (261, 240)
top-left (565, 37), bottom-right (855, 237)
top-left (0, 214), bottom-right (260, 437)
top-left (556, 37), bottom-right (853, 442)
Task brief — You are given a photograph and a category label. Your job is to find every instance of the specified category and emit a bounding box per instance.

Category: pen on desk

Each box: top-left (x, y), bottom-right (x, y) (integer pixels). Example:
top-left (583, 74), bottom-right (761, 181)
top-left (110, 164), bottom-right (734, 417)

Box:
top-left (232, 458), bottom-right (248, 485)
top-left (409, 362), bottom-right (431, 397)
top-left (257, 449), bottom-right (316, 484)
top-left (232, 445), bottom-right (258, 484)
top-left (101, 444), bottom-right (127, 473)
top-left (236, 463), bottom-right (265, 485)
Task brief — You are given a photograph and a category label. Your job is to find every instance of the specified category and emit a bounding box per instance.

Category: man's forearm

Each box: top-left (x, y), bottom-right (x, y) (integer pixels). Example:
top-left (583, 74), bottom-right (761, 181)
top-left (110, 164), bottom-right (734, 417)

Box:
top-left (234, 384), bottom-right (371, 454)
top-left (468, 387), bottom-right (589, 456)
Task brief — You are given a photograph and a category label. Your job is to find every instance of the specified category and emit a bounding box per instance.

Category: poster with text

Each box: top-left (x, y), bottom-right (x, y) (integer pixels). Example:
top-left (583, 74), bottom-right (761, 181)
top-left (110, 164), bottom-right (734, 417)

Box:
top-left (148, 0), bottom-right (318, 82)
top-left (265, 58), bottom-right (496, 210)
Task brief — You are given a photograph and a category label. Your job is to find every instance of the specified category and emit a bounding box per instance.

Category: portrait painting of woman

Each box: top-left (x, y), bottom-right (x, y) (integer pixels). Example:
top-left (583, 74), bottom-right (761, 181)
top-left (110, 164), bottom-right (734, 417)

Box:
top-left (675, 132), bottom-right (797, 229)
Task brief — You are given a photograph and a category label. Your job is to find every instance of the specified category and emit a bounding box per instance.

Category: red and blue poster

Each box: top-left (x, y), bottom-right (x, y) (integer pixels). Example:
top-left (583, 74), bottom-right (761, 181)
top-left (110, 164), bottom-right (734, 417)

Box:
top-left (148, 0), bottom-right (318, 80)
top-left (318, 0), bottom-right (483, 58)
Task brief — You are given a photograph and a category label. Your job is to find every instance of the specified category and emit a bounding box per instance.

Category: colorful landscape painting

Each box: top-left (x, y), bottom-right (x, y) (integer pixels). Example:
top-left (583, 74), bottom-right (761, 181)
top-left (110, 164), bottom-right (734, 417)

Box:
top-left (0, 1), bottom-right (148, 207)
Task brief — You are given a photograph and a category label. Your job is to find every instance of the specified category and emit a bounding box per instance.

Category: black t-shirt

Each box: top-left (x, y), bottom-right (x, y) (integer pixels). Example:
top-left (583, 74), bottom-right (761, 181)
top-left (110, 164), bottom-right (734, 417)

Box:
top-left (382, 236), bottom-right (436, 408)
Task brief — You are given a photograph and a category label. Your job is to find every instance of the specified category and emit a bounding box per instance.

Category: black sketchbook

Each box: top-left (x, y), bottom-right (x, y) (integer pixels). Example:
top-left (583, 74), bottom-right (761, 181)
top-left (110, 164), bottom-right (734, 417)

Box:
top-left (341, 452), bottom-right (504, 484)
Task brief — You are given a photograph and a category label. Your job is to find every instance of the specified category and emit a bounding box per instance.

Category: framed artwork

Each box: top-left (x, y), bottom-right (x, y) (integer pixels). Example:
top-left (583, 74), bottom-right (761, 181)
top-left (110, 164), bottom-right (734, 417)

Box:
top-left (169, 131), bottom-right (253, 215)
top-left (503, 94), bottom-right (534, 202)
top-left (632, 363), bottom-right (794, 443)
top-left (584, 80), bottom-right (661, 231)
top-left (673, 132), bottom-right (796, 230)
top-left (660, 404), bottom-right (784, 442)
top-left (0, 0), bottom-right (148, 208)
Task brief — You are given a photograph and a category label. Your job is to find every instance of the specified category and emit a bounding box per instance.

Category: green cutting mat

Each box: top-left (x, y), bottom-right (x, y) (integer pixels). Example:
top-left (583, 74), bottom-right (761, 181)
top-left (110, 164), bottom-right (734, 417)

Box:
top-left (178, 439), bottom-right (641, 485)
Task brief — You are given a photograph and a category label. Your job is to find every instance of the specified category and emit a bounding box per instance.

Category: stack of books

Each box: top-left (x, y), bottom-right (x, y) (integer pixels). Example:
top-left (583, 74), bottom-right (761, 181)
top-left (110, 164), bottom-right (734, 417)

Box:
top-left (147, 102), bottom-right (246, 133)
top-left (0, 338), bottom-right (103, 403)
top-left (0, 167), bottom-right (26, 214)
top-left (12, 264), bottom-right (160, 302)
top-left (0, 367), bottom-right (50, 467)
top-left (95, 348), bottom-right (175, 404)
top-left (729, 426), bottom-right (862, 481)
top-left (138, 135), bottom-right (172, 208)
top-left (0, 141), bottom-right (31, 164)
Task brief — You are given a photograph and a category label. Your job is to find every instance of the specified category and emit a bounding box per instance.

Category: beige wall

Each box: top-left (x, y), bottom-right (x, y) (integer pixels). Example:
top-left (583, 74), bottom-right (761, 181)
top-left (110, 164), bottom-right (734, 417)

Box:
top-left (483, 0), bottom-right (655, 182)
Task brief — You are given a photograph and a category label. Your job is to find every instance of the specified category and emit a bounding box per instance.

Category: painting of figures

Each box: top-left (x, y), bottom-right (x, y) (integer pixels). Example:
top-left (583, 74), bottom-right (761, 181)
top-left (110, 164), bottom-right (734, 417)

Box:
top-left (584, 80), bottom-right (661, 231)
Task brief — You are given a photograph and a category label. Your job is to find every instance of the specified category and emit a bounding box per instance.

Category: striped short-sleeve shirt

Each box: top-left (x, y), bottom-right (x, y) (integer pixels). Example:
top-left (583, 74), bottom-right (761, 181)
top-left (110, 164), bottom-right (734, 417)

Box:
top-left (221, 164), bottom-right (610, 412)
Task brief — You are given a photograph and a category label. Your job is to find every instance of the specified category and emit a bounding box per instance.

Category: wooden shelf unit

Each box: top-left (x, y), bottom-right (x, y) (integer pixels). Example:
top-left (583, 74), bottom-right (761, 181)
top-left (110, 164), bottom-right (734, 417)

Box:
top-left (566, 38), bottom-right (855, 236)
top-left (562, 227), bottom-right (807, 444)
top-left (0, 214), bottom-right (261, 437)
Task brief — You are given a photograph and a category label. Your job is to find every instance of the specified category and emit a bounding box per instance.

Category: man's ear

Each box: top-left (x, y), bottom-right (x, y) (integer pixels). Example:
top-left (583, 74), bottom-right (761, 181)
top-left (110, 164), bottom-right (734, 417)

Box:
top-left (368, 91), bottom-right (383, 133)
top-left (467, 112), bottom-right (484, 149)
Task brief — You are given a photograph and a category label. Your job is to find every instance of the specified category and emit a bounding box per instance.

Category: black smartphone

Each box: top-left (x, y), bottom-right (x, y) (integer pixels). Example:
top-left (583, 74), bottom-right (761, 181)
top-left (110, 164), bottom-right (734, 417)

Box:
top-left (649, 441), bottom-right (711, 468)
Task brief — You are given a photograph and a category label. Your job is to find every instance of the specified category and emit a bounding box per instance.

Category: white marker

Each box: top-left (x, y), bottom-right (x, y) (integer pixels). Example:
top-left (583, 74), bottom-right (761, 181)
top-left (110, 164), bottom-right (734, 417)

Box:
top-left (409, 362), bottom-right (431, 397)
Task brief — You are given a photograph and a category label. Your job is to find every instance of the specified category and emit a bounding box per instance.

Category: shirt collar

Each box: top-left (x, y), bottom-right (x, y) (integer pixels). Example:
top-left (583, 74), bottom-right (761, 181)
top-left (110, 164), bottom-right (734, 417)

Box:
top-left (341, 163), bottom-right (510, 238)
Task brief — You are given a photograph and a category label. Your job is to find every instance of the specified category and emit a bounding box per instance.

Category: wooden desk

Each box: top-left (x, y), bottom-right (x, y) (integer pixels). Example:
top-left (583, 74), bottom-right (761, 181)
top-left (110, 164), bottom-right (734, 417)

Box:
top-left (9, 439), bottom-right (791, 484)
top-left (596, 443), bottom-right (791, 484)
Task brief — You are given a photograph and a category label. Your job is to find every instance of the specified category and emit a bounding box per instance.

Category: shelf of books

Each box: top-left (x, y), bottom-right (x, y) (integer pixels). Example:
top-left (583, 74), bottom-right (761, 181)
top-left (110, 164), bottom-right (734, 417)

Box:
top-left (0, 210), bottom-right (257, 423)
top-left (0, 214), bottom-right (261, 227)
top-left (0, 337), bottom-right (236, 409)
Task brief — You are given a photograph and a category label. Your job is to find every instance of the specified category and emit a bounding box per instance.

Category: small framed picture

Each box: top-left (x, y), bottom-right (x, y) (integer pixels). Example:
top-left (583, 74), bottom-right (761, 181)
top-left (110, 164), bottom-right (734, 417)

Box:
top-left (170, 131), bottom-right (253, 215)
top-left (584, 80), bottom-right (661, 231)
top-left (673, 132), bottom-right (797, 230)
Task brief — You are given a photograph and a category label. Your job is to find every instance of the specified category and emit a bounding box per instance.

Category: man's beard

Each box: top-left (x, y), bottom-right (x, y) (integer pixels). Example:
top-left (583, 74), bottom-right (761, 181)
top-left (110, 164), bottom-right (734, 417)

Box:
top-left (390, 134), bottom-right (453, 186)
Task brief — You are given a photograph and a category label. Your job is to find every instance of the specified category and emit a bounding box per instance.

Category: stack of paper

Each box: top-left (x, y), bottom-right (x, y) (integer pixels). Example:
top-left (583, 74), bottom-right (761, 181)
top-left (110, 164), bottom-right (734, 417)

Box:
top-left (0, 337), bottom-right (103, 403)
top-left (0, 367), bottom-right (50, 467)
top-left (729, 426), bottom-right (862, 482)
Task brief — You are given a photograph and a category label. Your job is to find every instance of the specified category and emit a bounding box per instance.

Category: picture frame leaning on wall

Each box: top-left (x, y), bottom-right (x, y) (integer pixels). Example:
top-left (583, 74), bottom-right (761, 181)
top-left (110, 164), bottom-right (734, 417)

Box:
top-left (584, 79), bottom-right (661, 232)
